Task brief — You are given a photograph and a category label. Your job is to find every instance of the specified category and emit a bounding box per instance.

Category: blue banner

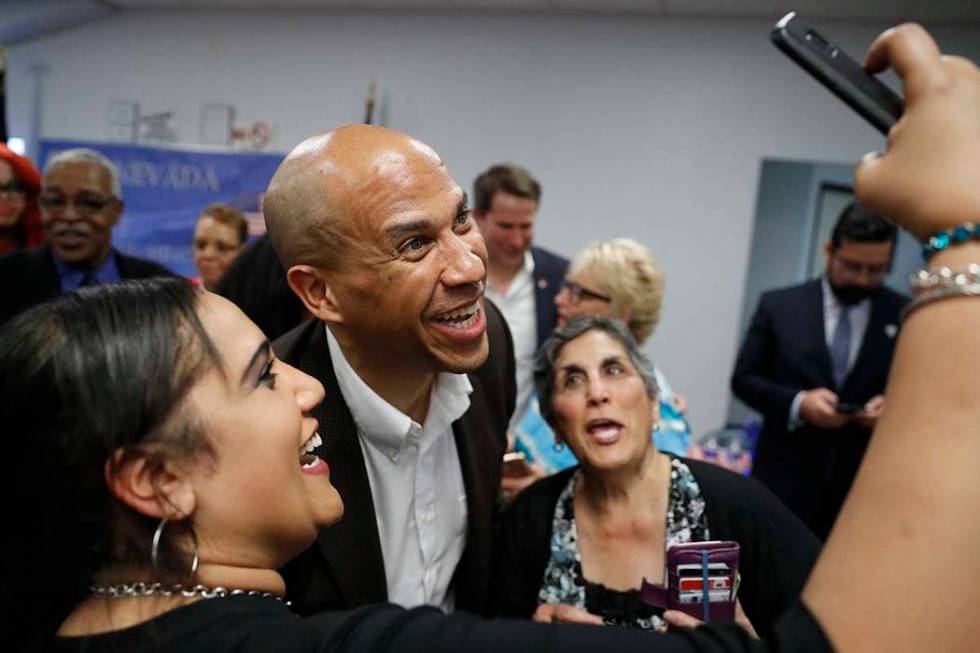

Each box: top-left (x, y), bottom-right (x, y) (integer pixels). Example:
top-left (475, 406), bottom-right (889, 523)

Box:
top-left (39, 140), bottom-right (284, 277)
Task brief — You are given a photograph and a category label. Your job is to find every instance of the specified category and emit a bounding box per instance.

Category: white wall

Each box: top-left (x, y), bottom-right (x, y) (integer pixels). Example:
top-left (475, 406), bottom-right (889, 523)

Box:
top-left (8, 10), bottom-right (980, 434)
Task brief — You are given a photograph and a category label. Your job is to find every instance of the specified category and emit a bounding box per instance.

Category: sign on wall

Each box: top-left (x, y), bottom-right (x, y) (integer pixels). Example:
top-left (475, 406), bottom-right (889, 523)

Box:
top-left (39, 139), bottom-right (283, 277)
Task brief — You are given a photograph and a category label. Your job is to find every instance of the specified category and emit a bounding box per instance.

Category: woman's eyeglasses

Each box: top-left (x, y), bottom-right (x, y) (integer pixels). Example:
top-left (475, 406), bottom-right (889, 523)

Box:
top-left (560, 279), bottom-right (612, 304)
top-left (0, 181), bottom-right (27, 200)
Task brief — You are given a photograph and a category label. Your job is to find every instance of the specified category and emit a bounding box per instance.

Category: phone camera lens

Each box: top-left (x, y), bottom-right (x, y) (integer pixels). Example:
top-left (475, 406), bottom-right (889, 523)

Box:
top-left (805, 30), bottom-right (830, 49)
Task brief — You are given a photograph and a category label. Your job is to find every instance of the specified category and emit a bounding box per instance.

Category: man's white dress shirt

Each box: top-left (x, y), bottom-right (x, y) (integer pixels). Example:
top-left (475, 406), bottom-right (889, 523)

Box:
top-left (788, 277), bottom-right (872, 428)
top-left (326, 326), bottom-right (471, 611)
top-left (485, 250), bottom-right (537, 432)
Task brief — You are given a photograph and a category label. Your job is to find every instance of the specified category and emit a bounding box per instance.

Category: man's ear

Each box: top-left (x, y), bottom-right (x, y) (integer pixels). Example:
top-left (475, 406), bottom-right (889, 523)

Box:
top-left (105, 448), bottom-right (196, 521)
top-left (824, 240), bottom-right (835, 268)
top-left (287, 264), bottom-right (344, 324)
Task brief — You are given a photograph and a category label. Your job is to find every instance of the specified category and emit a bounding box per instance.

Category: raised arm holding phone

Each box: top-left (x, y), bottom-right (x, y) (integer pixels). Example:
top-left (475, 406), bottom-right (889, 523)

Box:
top-left (803, 23), bottom-right (980, 652)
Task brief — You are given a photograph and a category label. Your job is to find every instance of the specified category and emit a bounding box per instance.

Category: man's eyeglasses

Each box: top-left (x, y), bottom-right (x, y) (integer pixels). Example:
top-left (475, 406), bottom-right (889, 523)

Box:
top-left (560, 279), bottom-right (612, 304)
top-left (38, 194), bottom-right (115, 217)
top-left (0, 181), bottom-right (27, 200)
top-left (833, 255), bottom-right (890, 279)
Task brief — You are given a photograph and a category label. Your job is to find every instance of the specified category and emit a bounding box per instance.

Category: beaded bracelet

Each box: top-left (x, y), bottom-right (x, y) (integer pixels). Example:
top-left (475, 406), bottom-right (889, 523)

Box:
top-left (904, 263), bottom-right (980, 319)
top-left (922, 223), bottom-right (980, 260)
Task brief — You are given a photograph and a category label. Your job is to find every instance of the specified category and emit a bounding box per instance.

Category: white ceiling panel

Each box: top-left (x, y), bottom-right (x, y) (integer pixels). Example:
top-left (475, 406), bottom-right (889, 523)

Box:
top-left (6, 0), bottom-right (978, 46)
top-left (0, 0), bottom-right (116, 45)
top-left (101, 0), bottom-right (980, 20)
top-left (791, 0), bottom-right (911, 22)
top-left (661, 0), bottom-right (779, 18)
top-left (551, 0), bottom-right (666, 13)
top-left (449, 0), bottom-right (553, 9)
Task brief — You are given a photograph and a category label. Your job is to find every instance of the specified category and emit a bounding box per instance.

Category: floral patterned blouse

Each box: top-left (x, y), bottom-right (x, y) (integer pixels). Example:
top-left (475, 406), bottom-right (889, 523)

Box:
top-left (536, 457), bottom-right (710, 630)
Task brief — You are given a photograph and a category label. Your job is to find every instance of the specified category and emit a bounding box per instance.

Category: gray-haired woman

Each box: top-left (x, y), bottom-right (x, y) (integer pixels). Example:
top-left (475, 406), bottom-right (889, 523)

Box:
top-left (494, 317), bottom-right (820, 640)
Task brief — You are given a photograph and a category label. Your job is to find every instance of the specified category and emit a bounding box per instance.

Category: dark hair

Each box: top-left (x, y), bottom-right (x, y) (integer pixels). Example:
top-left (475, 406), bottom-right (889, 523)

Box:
top-left (830, 202), bottom-right (898, 250)
top-left (473, 163), bottom-right (541, 213)
top-left (216, 234), bottom-right (308, 340)
top-left (199, 203), bottom-right (248, 245)
top-left (534, 316), bottom-right (658, 430)
top-left (0, 278), bottom-right (221, 640)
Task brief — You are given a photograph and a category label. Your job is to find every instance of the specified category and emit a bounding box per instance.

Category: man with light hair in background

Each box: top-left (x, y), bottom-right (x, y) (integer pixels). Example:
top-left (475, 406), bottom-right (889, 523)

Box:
top-left (0, 148), bottom-right (173, 325)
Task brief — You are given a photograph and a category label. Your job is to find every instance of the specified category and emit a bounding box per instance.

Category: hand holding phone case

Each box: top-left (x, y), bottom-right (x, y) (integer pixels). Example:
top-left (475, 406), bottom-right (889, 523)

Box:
top-left (640, 540), bottom-right (740, 622)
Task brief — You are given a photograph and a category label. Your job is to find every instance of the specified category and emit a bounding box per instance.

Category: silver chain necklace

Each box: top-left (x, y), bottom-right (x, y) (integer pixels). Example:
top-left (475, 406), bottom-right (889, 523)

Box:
top-left (91, 581), bottom-right (290, 607)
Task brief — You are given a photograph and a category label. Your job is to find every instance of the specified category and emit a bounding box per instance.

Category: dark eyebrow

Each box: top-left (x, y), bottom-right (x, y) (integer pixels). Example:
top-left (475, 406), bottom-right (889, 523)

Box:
top-left (558, 363), bottom-right (585, 377)
top-left (241, 341), bottom-right (272, 387)
top-left (382, 218), bottom-right (434, 243)
top-left (381, 192), bottom-right (470, 243)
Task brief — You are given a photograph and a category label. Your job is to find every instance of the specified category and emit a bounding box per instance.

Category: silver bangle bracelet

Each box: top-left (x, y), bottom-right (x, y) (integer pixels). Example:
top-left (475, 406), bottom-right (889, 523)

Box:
top-left (904, 263), bottom-right (980, 319)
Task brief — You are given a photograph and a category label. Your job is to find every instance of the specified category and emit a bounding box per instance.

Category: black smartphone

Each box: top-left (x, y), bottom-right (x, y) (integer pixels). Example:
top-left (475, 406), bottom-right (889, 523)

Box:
top-left (771, 11), bottom-right (903, 135)
top-left (836, 402), bottom-right (862, 414)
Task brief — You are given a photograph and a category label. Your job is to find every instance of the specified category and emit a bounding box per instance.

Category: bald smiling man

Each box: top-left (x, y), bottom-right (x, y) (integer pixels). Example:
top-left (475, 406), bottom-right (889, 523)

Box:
top-left (266, 125), bottom-right (515, 616)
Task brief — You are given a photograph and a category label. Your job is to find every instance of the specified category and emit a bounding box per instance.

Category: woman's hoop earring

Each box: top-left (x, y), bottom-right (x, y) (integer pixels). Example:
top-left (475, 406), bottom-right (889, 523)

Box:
top-left (553, 442), bottom-right (565, 453)
top-left (653, 422), bottom-right (661, 432)
top-left (151, 517), bottom-right (200, 577)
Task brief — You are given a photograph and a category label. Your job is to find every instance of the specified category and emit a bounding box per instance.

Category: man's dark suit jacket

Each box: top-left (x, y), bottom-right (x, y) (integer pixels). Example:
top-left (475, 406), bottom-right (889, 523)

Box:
top-left (273, 300), bottom-right (515, 616)
top-left (0, 244), bottom-right (175, 325)
top-left (731, 278), bottom-right (908, 540)
top-left (529, 246), bottom-right (568, 348)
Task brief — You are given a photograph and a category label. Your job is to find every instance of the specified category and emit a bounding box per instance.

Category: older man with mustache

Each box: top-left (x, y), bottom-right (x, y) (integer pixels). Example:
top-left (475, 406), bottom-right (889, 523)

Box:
top-left (0, 148), bottom-right (173, 325)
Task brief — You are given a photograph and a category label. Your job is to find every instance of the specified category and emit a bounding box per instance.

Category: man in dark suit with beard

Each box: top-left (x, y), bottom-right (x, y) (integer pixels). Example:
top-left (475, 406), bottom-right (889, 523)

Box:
top-left (732, 203), bottom-right (908, 540)
top-left (0, 148), bottom-right (173, 325)
top-left (264, 125), bottom-right (515, 616)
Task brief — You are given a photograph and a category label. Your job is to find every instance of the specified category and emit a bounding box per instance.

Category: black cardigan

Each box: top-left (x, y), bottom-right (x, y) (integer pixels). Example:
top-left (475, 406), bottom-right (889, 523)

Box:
top-left (492, 458), bottom-right (821, 642)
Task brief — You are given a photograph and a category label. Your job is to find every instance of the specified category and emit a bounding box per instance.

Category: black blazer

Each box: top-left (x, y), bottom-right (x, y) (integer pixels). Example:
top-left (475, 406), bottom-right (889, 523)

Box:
top-left (492, 459), bottom-right (820, 643)
top-left (0, 244), bottom-right (175, 325)
top-left (529, 246), bottom-right (569, 348)
top-left (215, 235), bottom-right (306, 341)
top-left (730, 278), bottom-right (908, 539)
top-left (273, 300), bottom-right (516, 616)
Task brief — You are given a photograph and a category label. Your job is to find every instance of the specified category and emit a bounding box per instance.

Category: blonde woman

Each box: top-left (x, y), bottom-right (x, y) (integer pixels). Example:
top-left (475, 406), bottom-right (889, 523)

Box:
top-left (514, 239), bottom-right (690, 475)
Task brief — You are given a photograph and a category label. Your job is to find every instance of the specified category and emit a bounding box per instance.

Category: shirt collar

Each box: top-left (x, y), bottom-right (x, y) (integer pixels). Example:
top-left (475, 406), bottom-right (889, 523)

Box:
top-left (52, 248), bottom-right (121, 291)
top-left (523, 249), bottom-right (536, 275)
top-left (325, 324), bottom-right (472, 461)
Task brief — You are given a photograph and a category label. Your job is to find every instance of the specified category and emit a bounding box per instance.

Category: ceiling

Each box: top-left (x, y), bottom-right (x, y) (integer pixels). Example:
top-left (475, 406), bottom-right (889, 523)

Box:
top-left (2, 0), bottom-right (978, 46)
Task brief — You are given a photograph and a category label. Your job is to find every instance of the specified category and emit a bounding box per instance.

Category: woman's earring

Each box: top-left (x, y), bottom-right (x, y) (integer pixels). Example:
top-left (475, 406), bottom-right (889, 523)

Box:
top-left (151, 516), bottom-right (199, 578)
top-left (553, 442), bottom-right (566, 453)
top-left (652, 422), bottom-right (661, 432)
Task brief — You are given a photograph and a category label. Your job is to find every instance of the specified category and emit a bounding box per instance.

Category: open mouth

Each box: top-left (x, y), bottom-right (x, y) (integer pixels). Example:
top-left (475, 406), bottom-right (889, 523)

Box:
top-left (586, 418), bottom-right (623, 444)
top-left (299, 431), bottom-right (323, 469)
top-left (433, 301), bottom-right (481, 329)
